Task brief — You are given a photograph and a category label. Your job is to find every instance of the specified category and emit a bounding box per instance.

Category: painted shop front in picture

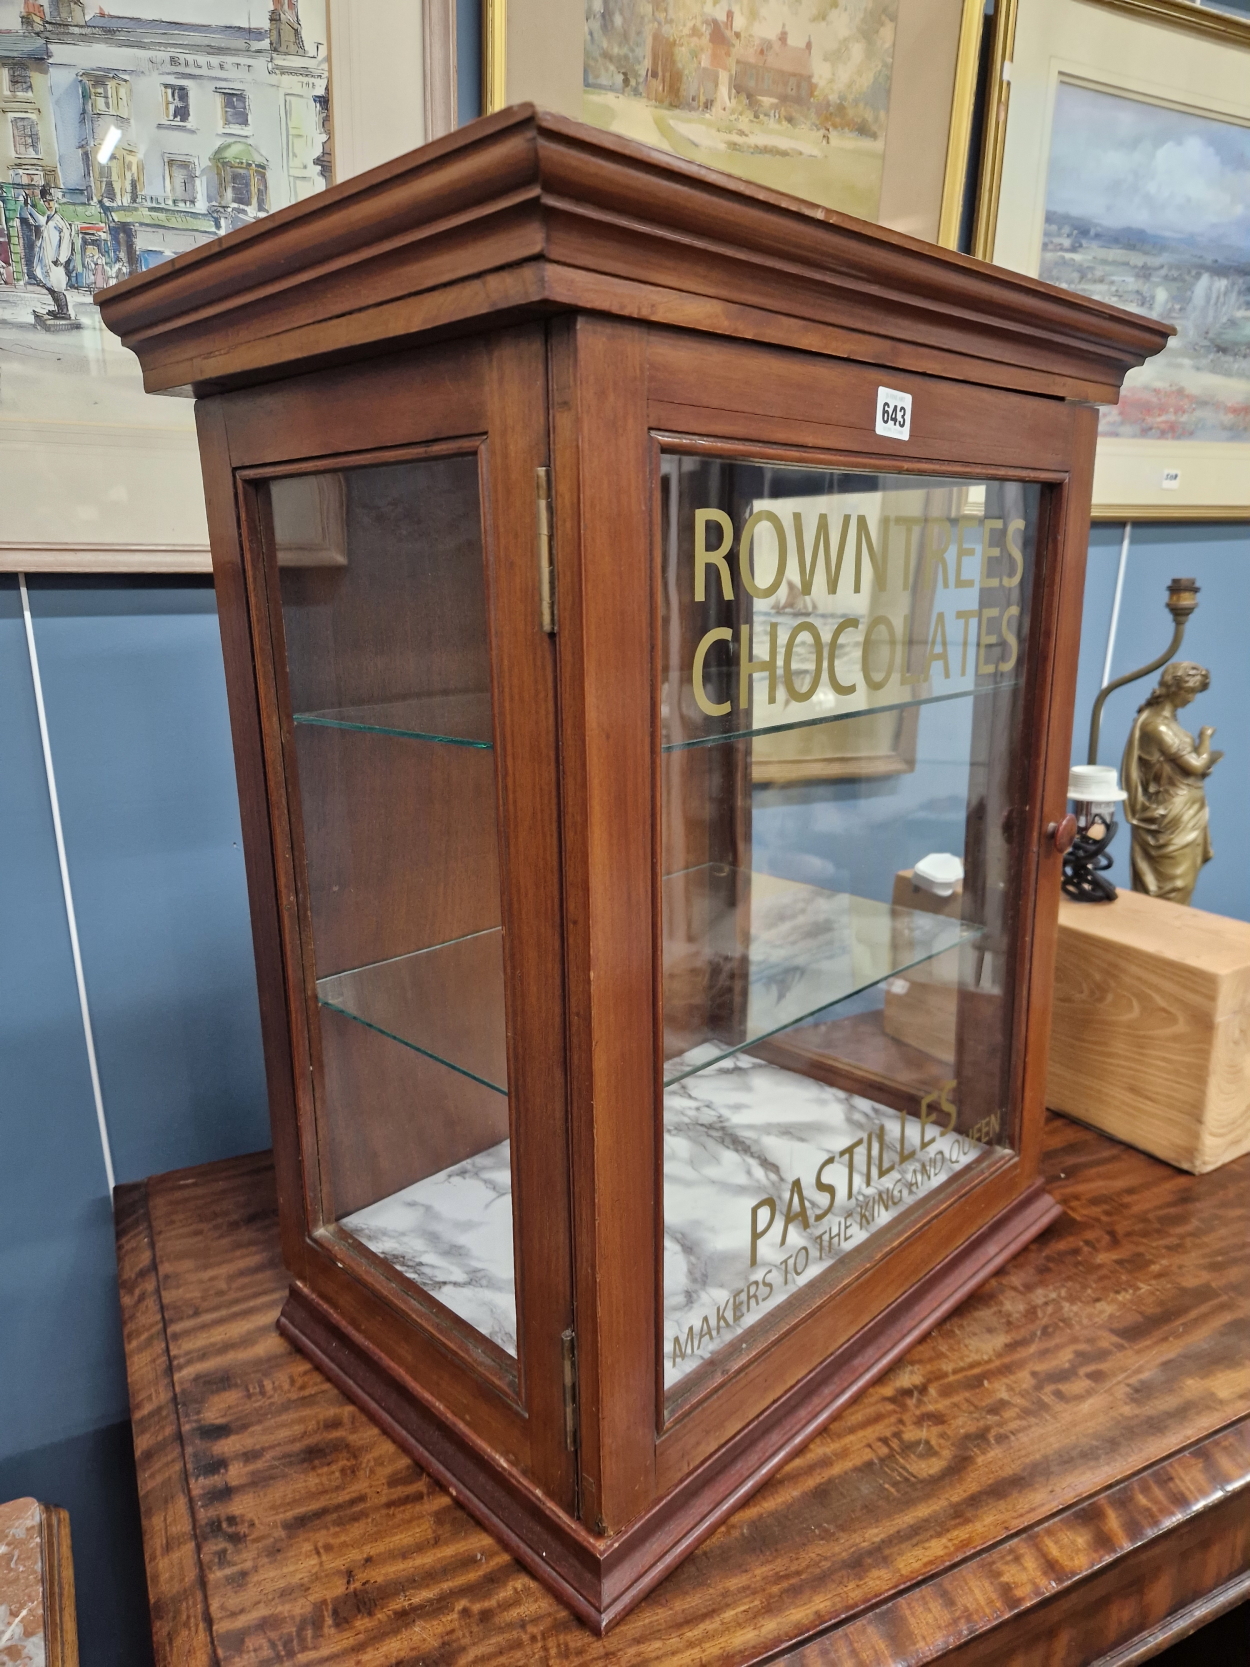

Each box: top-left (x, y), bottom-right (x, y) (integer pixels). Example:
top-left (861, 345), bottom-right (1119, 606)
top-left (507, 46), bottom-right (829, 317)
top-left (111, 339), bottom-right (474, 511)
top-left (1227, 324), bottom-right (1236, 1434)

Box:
top-left (0, 0), bottom-right (329, 571)
top-left (0, 1), bottom-right (327, 282)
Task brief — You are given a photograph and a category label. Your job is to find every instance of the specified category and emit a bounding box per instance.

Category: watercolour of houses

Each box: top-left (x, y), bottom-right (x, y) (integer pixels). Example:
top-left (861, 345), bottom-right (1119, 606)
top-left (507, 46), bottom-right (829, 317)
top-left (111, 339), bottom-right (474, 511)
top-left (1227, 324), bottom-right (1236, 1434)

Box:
top-left (0, 32), bottom-right (58, 188)
top-left (652, 9), bottom-right (815, 119)
top-left (0, 29), bottom-right (60, 279)
top-left (733, 23), bottom-right (813, 115)
top-left (1, 0), bottom-right (324, 283)
top-left (694, 10), bottom-right (735, 114)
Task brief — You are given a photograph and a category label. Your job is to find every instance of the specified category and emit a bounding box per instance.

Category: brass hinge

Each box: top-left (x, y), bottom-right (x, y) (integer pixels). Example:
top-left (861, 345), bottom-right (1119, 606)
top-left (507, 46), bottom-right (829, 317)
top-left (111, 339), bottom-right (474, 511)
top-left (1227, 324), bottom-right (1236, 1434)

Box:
top-left (536, 465), bottom-right (556, 635)
top-left (560, 1327), bottom-right (578, 1452)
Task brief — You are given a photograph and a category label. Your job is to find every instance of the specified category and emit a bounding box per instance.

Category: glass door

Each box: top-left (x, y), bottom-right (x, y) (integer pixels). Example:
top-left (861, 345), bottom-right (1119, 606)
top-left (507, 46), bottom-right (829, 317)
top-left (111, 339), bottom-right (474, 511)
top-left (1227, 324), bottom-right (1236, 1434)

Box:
top-left (659, 453), bottom-right (1040, 1407)
top-left (258, 450), bottom-right (520, 1369)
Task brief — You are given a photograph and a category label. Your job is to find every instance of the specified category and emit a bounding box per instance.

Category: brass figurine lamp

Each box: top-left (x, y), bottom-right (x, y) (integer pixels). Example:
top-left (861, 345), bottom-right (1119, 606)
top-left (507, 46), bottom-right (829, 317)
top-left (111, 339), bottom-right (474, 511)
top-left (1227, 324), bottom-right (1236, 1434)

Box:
top-left (1087, 578), bottom-right (1200, 770)
top-left (1121, 662), bottom-right (1222, 905)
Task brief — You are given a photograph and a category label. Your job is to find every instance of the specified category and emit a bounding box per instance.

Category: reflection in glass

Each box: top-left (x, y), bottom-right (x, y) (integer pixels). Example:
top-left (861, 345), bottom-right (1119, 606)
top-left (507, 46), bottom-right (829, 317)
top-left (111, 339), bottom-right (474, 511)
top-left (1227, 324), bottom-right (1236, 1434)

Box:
top-left (662, 866), bottom-right (979, 1083)
top-left (660, 458), bottom-right (1037, 1397)
top-left (268, 456), bottom-right (517, 1360)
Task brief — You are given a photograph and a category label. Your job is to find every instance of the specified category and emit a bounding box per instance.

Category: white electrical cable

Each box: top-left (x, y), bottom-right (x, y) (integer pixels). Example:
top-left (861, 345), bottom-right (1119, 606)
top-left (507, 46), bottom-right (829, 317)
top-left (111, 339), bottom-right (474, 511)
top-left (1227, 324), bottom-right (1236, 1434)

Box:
top-left (1101, 521), bottom-right (1131, 691)
top-left (19, 575), bottom-right (116, 1199)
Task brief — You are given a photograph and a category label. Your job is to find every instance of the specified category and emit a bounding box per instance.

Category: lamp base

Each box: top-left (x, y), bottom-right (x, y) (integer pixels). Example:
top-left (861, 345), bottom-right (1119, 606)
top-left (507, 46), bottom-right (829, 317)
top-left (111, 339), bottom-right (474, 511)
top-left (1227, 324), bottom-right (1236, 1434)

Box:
top-left (1062, 818), bottom-right (1119, 903)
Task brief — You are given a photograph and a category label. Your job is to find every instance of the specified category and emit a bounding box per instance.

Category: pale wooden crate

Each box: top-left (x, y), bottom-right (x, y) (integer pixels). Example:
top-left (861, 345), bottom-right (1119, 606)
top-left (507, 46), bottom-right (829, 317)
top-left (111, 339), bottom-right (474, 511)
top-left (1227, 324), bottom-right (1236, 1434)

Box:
top-left (1046, 888), bottom-right (1250, 1173)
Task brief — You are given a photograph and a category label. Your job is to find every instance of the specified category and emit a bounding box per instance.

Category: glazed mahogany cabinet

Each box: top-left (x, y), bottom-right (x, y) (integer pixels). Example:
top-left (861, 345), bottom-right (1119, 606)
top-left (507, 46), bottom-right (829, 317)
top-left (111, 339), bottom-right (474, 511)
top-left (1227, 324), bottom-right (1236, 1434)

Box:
top-left (100, 108), bottom-right (1167, 1631)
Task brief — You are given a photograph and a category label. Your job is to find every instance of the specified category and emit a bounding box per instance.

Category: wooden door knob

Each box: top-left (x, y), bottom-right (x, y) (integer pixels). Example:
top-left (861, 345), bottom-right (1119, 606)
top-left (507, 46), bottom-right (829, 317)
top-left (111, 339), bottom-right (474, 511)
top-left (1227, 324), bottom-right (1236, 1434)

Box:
top-left (1048, 814), bottom-right (1078, 854)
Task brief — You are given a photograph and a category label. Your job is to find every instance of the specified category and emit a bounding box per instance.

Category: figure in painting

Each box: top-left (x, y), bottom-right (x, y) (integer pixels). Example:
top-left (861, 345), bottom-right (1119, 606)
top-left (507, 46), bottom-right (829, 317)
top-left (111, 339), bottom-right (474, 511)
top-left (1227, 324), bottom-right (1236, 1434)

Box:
top-left (1121, 661), bottom-right (1222, 905)
top-left (16, 192), bottom-right (41, 279)
top-left (27, 187), bottom-right (74, 322)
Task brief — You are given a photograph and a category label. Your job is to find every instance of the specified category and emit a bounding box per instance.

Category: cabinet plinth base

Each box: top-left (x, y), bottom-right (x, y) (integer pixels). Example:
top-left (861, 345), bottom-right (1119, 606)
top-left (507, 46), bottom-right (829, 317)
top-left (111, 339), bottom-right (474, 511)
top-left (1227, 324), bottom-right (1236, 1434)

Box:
top-left (278, 1181), bottom-right (1061, 1633)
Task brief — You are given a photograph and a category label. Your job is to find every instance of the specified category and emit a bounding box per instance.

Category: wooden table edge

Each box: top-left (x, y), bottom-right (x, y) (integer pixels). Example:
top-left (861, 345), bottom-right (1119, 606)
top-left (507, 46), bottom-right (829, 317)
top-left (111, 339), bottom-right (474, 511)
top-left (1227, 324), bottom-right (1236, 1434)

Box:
top-left (115, 1177), bottom-right (221, 1667)
top-left (758, 1416), bottom-right (1250, 1664)
top-left (1092, 1566), bottom-right (1250, 1667)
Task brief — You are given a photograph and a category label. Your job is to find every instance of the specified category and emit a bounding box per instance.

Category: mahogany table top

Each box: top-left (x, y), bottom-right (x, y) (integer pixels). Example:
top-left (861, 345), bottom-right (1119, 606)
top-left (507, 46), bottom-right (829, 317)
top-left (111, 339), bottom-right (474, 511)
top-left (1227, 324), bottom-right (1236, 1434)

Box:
top-left (114, 1114), bottom-right (1250, 1666)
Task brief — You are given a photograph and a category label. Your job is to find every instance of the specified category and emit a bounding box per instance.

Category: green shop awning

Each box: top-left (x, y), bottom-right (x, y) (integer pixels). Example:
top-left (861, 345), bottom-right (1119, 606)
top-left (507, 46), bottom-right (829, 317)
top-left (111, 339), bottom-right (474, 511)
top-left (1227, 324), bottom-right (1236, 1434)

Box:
top-left (105, 205), bottom-right (217, 232)
top-left (209, 140), bottom-right (269, 167)
top-left (57, 203), bottom-right (109, 229)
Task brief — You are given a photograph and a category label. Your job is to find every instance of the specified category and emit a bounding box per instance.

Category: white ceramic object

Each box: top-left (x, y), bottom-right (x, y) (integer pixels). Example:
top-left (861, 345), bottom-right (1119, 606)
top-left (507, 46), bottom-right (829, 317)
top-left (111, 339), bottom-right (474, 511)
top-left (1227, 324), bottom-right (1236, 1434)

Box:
top-left (1067, 765), bottom-right (1128, 804)
top-left (912, 852), bottom-right (965, 897)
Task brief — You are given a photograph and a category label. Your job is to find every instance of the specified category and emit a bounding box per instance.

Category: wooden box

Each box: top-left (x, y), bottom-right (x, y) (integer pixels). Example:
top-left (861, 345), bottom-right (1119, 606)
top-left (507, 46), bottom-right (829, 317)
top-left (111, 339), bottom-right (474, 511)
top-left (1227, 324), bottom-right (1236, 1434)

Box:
top-left (98, 108), bottom-right (1166, 1631)
top-left (1048, 889), bottom-right (1250, 1173)
top-left (883, 868), bottom-right (963, 1064)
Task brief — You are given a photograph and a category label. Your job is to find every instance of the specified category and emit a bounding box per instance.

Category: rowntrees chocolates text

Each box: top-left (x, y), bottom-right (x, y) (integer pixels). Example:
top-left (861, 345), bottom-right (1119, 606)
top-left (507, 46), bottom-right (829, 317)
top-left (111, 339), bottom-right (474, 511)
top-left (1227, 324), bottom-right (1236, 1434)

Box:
top-left (690, 509), bottom-right (1025, 718)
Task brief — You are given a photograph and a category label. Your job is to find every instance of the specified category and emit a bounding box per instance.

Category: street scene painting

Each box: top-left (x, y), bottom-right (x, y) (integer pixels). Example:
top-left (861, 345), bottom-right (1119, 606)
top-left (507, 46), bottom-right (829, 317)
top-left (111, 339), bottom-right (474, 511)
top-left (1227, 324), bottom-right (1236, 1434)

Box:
top-left (1039, 81), bottom-right (1250, 443)
top-left (0, 0), bottom-right (328, 559)
top-left (583, 0), bottom-right (898, 222)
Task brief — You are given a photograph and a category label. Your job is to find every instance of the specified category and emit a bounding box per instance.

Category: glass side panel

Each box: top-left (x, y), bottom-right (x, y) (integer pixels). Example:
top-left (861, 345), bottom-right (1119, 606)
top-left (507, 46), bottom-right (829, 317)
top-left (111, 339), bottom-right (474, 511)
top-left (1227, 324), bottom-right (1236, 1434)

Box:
top-left (660, 457), bottom-right (1038, 1404)
top-left (267, 456), bottom-right (517, 1361)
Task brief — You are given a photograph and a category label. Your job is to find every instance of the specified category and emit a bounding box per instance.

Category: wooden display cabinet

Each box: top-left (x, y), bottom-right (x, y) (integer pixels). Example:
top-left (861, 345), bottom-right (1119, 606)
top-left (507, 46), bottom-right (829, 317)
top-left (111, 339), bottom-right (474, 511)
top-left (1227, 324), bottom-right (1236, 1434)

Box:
top-left (99, 108), bottom-right (1168, 1632)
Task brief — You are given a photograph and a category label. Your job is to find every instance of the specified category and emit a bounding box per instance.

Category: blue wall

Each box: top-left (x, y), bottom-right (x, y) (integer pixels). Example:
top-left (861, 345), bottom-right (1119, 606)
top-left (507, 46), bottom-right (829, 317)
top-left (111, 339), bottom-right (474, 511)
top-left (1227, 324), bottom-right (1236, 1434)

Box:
top-left (0, 575), bottom-right (269, 1667)
top-left (1073, 521), bottom-right (1248, 918)
top-left (457, 0), bottom-right (481, 121)
top-left (27, 579), bottom-right (268, 1181)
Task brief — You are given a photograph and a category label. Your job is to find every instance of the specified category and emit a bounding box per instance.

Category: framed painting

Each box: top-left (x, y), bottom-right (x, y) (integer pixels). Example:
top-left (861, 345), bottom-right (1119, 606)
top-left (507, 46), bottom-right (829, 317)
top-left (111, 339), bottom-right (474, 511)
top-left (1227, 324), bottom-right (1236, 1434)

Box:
top-left (0, 0), bottom-right (456, 572)
top-left (485, 0), bottom-right (989, 247)
top-left (0, 0), bottom-right (330, 572)
top-left (992, 0), bottom-right (1250, 520)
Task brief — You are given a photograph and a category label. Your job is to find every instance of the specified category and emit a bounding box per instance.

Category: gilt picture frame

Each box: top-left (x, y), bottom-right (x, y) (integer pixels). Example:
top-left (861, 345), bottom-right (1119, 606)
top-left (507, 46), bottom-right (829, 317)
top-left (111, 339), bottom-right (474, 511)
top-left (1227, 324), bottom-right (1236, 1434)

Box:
top-left (992, 0), bottom-right (1250, 521)
top-left (1086, 0), bottom-right (1250, 52)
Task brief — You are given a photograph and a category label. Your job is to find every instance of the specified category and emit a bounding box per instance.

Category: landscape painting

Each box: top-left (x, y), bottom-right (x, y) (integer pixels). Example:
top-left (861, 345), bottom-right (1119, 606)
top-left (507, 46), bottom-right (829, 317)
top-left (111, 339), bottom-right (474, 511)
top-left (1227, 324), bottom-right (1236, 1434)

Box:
top-left (582, 0), bottom-right (898, 221)
top-left (1039, 81), bottom-right (1250, 444)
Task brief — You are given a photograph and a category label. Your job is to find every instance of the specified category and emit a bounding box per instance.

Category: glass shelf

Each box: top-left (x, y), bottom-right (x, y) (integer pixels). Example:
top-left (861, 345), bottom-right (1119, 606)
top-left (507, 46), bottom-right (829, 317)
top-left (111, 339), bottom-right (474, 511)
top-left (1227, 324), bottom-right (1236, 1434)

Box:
top-left (317, 872), bottom-right (972, 1098)
top-left (317, 926), bottom-right (508, 1094)
top-left (662, 866), bottom-right (979, 1085)
top-left (294, 691), bottom-right (494, 748)
top-left (662, 680), bottom-right (1023, 753)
